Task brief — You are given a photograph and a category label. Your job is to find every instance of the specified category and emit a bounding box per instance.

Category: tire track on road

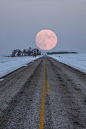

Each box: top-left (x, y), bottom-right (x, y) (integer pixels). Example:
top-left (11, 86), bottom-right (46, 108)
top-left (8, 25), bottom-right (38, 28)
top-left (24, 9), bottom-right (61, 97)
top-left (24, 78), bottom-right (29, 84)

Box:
top-left (39, 58), bottom-right (53, 129)
top-left (44, 62), bottom-right (53, 129)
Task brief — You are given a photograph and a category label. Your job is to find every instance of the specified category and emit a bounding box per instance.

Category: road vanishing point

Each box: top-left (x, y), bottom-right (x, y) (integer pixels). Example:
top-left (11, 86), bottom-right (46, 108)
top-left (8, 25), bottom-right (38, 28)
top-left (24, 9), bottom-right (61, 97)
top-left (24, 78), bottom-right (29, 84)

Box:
top-left (0, 56), bottom-right (86, 129)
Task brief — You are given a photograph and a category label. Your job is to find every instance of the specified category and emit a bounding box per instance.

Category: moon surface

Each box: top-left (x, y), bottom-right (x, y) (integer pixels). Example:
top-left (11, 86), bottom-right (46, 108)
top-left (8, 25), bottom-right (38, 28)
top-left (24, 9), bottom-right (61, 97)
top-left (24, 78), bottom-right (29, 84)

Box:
top-left (35, 30), bottom-right (57, 50)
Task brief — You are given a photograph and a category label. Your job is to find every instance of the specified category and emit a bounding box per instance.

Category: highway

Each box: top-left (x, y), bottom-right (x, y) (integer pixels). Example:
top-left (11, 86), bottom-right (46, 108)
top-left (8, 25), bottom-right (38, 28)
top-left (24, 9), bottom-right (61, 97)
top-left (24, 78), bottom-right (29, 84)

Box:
top-left (0, 56), bottom-right (86, 129)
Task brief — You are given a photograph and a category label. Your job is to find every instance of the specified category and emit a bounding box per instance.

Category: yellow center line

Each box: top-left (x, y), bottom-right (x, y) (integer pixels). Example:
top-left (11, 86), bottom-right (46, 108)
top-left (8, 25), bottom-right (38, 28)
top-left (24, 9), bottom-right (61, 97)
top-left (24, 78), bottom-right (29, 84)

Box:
top-left (47, 80), bottom-right (49, 95)
top-left (39, 60), bottom-right (45, 129)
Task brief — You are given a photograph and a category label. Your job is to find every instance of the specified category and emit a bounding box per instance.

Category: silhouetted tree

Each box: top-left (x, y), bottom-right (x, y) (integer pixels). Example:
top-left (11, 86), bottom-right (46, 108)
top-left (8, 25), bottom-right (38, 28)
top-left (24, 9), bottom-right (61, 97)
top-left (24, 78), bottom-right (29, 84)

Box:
top-left (17, 49), bottom-right (21, 56)
top-left (23, 49), bottom-right (27, 56)
top-left (11, 50), bottom-right (17, 57)
top-left (27, 47), bottom-right (32, 56)
top-left (11, 47), bottom-right (41, 57)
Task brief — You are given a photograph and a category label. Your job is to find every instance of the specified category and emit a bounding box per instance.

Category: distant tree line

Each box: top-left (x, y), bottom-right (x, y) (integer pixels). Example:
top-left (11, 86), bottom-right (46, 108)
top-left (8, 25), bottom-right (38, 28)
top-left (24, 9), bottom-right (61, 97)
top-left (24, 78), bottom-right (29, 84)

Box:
top-left (47, 51), bottom-right (78, 55)
top-left (11, 47), bottom-right (41, 57)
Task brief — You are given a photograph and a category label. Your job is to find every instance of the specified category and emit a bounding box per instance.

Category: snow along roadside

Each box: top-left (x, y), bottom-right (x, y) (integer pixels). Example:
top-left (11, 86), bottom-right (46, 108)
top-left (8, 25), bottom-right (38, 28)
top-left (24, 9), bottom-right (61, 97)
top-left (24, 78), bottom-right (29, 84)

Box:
top-left (0, 56), bottom-right (42, 79)
top-left (48, 53), bottom-right (86, 74)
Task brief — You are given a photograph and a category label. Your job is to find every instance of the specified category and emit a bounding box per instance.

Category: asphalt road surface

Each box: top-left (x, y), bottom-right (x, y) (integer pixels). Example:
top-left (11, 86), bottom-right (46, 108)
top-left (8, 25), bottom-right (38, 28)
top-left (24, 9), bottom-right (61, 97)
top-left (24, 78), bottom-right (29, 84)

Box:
top-left (0, 56), bottom-right (86, 129)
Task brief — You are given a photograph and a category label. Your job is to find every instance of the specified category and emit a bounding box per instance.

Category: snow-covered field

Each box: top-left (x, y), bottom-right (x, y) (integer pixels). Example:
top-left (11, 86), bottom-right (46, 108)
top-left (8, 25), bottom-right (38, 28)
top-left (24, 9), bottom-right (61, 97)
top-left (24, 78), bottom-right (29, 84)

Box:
top-left (0, 56), bottom-right (42, 79)
top-left (0, 53), bottom-right (86, 80)
top-left (48, 53), bottom-right (86, 73)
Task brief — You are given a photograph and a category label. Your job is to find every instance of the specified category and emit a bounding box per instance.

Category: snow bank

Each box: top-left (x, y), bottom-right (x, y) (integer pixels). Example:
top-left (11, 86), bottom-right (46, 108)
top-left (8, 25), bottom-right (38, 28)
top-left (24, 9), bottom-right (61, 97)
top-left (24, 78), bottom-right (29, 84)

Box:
top-left (48, 53), bottom-right (86, 73)
top-left (0, 56), bottom-right (42, 78)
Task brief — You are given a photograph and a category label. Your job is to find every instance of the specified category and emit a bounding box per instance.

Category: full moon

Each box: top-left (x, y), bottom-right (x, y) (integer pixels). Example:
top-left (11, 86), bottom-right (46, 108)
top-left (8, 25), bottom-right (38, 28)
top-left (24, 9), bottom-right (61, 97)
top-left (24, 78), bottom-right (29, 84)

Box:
top-left (35, 30), bottom-right (57, 50)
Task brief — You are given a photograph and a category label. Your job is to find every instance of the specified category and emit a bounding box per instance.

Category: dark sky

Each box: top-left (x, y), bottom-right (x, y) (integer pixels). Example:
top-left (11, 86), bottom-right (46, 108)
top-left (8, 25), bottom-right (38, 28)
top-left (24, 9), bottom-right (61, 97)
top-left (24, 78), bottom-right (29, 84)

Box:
top-left (0, 0), bottom-right (86, 55)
